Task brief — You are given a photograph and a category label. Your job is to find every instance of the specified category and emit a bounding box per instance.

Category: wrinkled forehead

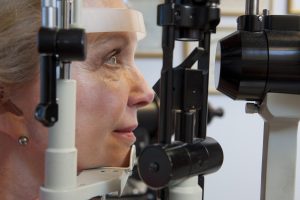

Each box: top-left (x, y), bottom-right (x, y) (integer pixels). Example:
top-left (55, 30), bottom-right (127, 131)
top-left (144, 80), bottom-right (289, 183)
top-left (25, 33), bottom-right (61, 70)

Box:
top-left (87, 32), bottom-right (137, 50)
top-left (82, 0), bottom-right (146, 41)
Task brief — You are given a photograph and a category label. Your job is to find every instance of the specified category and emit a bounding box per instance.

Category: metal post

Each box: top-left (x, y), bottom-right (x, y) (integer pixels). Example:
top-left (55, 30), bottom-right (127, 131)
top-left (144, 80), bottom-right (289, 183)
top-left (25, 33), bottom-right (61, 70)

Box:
top-left (245, 0), bottom-right (259, 15)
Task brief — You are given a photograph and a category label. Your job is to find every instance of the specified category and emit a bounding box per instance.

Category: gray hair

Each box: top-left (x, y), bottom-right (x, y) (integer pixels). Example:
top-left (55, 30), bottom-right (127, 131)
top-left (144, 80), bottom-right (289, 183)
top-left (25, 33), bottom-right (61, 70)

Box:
top-left (0, 0), bottom-right (41, 84)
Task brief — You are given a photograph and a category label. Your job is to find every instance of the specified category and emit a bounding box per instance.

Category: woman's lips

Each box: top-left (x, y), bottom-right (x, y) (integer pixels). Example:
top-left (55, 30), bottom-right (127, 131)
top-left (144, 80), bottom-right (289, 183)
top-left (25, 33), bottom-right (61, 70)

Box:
top-left (115, 127), bottom-right (136, 133)
top-left (113, 125), bottom-right (138, 144)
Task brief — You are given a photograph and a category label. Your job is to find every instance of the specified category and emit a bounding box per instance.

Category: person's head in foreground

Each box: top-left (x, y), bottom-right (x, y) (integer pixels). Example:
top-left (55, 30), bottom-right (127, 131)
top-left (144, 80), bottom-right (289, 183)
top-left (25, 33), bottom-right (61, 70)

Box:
top-left (0, 0), bottom-right (154, 199)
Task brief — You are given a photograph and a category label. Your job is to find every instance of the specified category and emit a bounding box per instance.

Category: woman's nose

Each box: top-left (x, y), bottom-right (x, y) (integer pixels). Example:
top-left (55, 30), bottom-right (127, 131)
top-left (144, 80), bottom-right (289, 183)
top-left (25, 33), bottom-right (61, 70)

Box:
top-left (127, 68), bottom-right (155, 108)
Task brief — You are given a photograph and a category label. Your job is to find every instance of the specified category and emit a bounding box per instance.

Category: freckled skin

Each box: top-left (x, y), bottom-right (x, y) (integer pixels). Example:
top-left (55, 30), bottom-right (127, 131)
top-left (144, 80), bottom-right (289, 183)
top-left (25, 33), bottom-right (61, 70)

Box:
top-left (73, 31), bottom-right (154, 169)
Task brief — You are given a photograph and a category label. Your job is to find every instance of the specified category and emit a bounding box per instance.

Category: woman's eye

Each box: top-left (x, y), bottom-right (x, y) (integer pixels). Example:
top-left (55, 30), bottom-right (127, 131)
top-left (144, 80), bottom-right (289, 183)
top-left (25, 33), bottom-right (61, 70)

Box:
top-left (105, 55), bottom-right (118, 65)
top-left (103, 49), bottom-right (123, 69)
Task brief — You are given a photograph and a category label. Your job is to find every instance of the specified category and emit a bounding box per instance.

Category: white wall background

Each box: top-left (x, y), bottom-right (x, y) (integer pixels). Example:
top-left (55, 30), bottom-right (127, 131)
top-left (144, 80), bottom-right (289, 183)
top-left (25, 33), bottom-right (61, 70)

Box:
top-left (135, 0), bottom-right (300, 199)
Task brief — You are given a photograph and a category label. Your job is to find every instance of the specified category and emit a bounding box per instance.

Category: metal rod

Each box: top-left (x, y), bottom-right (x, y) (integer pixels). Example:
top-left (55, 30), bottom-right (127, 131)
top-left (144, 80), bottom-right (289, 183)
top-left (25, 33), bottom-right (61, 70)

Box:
top-left (263, 9), bottom-right (269, 16)
top-left (158, 1), bottom-right (175, 199)
top-left (63, 0), bottom-right (71, 29)
top-left (58, 0), bottom-right (72, 80)
top-left (197, 33), bottom-right (211, 139)
top-left (72, 0), bottom-right (82, 27)
top-left (42, 0), bottom-right (57, 28)
top-left (245, 0), bottom-right (259, 15)
top-left (57, 0), bottom-right (71, 28)
top-left (158, 25), bottom-right (175, 145)
top-left (59, 62), bottom-right (71, 79)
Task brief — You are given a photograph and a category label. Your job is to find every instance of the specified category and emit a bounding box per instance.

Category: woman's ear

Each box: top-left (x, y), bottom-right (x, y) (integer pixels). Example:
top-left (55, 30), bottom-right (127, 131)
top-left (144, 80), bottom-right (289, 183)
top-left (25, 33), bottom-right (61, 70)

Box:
top-left (0, 85), bottom-right (27, 141)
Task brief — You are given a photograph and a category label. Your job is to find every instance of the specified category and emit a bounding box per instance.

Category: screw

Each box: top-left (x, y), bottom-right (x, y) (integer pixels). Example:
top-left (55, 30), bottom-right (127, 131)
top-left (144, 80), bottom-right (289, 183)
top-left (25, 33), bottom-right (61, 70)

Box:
top-left (149, 162), bottom-right (159, 173)
top-left (51, 117), bottom-right (56, 122)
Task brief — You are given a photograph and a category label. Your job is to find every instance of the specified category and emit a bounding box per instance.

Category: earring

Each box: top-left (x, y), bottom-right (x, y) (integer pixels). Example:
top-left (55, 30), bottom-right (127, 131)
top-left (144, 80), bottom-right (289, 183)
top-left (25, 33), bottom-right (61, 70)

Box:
top-left (18, 136), bottom-right (29, 146)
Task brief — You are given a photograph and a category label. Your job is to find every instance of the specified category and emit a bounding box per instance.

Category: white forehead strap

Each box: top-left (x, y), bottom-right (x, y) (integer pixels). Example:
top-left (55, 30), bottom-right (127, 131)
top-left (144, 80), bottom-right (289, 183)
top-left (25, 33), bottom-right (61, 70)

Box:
top-left (82, 8), bottom-right (146, 40)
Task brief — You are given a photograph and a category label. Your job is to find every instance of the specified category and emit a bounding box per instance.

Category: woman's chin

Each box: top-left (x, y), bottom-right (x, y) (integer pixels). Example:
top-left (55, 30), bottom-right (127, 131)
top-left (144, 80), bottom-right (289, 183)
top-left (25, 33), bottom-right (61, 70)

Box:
top-left (77, 146), bottom-right (132, 171)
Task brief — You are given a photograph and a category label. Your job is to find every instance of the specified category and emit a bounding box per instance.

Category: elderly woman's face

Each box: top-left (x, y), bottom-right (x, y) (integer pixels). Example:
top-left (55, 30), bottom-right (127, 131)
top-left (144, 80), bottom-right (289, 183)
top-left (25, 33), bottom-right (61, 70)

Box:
top-left (72, 30), bottom-right (154, 169)
top-left (71, 1), bottom-right (154, 168)
top-left (25, 0), bottom-right (154, 170)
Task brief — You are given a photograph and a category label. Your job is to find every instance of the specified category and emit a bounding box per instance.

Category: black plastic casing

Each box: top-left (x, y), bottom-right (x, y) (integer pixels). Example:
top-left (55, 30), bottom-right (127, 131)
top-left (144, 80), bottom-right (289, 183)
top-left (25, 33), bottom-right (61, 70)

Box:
top-left (138, 137), bottom-right (223, 189)
top-left (216, 15), bottom-right (300, 101)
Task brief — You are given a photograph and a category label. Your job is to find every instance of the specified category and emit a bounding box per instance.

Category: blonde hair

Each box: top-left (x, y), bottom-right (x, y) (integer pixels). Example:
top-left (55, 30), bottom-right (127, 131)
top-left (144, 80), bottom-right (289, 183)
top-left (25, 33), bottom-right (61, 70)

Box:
top-left (0, 0), bottom-right (40, 84)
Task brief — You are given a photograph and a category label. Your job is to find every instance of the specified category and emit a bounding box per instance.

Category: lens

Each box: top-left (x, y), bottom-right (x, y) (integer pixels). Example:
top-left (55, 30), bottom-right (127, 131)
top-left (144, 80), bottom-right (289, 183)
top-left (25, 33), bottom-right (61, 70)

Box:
top-left (214, 42), bottom-right (221, 90)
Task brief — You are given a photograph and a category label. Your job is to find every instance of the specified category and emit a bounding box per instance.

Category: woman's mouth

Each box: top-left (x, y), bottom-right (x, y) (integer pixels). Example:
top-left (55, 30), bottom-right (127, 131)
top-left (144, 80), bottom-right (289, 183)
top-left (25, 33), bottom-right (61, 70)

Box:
top-left (113, 125), bottom-right (138, 144)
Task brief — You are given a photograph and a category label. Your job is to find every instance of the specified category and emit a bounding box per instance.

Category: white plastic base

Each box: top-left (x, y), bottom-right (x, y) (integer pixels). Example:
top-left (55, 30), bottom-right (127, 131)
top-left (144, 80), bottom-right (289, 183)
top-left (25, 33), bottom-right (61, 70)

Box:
top-left (40, 80), bottom-right (136, 200)
top-left (169, 176), bottom-right (203, 200)
top-left (41, 145), bottom-right (136, 200)
top-left (258, 93), bottom-right (300, 200)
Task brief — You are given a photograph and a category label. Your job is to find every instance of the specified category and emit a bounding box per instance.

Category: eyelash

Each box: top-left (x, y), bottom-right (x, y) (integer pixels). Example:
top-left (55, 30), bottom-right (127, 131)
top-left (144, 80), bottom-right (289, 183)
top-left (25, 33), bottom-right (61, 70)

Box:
top-left (104, 50), bottom-right (121, 68)
top-left (105, 55), bottom-right (118, 65)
